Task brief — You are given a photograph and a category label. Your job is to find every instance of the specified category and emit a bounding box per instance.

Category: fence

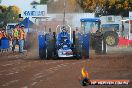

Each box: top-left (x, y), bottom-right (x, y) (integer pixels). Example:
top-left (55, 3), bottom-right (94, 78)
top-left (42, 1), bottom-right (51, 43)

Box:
top-left (0, 37), bottom-right (10, 53)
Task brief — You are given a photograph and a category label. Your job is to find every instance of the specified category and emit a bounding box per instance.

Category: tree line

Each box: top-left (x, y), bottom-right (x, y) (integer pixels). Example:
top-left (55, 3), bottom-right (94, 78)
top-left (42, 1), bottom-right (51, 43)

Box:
top-left (77, 0), bottom-right (132, 17)
top-left (0, 5), bottom-right (21, 28)
top-left (40, 0), bottom-right (132, 16)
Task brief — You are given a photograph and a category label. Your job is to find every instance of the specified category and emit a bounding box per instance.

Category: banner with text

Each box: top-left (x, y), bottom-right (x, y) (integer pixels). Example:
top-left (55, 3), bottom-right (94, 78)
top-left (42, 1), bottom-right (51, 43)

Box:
top-left (21, 5), bottom-right (47, 17)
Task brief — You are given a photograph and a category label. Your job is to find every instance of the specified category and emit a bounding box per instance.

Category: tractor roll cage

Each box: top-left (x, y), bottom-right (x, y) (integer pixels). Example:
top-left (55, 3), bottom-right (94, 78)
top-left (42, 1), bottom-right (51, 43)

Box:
top-left (56, 25), bottom-right (72, 41)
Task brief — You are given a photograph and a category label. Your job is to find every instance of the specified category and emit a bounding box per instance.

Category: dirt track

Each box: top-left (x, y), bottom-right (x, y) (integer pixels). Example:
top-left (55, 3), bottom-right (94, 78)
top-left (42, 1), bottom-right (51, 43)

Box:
top-left (0, 51), bottom-right (132, 88)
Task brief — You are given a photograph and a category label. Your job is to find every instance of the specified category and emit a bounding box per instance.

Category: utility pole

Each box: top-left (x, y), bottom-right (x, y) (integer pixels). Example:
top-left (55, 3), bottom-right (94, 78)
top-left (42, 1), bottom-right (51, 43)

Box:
top-left (63, 0), bottom-right (66, 26)
top-left (95, 0), bottom-right (100, 17)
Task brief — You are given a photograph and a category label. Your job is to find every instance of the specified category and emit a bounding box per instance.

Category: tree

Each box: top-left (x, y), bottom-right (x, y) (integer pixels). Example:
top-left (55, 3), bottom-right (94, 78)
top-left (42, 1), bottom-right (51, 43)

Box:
top-left (81, 0), bottom-right (96, 12)
top-left (0, 5), bottom-right (8, 13)
top-left (3, 5), bottom-right (21, 27)
top-left (0, 5), bottom-right (8, 27)
top-left (78, 0), bottom-right (105, 12)
top-left (0, 5), bottom-right (21, 28)
top-left (78, 0), bottom-right (132, 17)
top-left (0, 13), bottom-right (4, 27)
top-left (30, 0), bottom-right (40, 5)
top-left (40, 0), bottom-right (49, 4)
top-left (107, 0), bottom-right (131, 16)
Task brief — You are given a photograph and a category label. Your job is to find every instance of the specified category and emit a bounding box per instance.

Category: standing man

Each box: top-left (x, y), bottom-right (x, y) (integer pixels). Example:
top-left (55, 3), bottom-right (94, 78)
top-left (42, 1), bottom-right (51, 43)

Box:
top-left (0, 30), bottom-right (2, 39)
top-left (19, 24), bottom-right (25, 53)
top-left (75, 27), bottom-right (80, 34)
top-left (2, 30), bottom-right (7, 38)
top-left (12, 25), bottom-right (19, 53)
top-left (0, 30), bottom-right (2, 46)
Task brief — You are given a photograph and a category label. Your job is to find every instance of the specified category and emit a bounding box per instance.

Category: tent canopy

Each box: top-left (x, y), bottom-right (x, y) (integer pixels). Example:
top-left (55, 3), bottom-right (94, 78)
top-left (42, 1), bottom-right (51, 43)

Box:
top-left (19, 17), bottom-right (34, 28)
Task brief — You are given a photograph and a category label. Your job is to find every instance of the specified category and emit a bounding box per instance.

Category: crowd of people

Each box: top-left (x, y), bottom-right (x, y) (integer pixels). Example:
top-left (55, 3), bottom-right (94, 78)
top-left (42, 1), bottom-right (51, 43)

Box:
top-left (0, 24), bottom-right (25, 53)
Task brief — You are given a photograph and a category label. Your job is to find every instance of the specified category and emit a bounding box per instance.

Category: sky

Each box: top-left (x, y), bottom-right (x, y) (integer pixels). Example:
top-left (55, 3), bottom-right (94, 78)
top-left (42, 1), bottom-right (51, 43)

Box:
top-left (0, 0), bottom-right (40, 10)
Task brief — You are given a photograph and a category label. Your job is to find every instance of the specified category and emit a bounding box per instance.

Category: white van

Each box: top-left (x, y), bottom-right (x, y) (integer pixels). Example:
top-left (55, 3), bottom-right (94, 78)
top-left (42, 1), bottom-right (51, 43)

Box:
top-left (6, 23), bottom-right (17, 35)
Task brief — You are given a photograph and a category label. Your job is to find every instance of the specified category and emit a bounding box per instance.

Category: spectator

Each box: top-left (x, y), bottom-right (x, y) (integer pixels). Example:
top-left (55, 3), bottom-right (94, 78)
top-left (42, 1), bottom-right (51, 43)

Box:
top-left (0, 30), bottom-right (2, 39)
top-left (12, 24), bottom-right (19, 53)
top-left (19, 24), bottom-right (25, 53)
top-left (49, 28), bottom-right (52, 33)
top-left (8, 34), bottom-right (13, 49)
top-left (75, 27), bottom-right (80, 34)
top-left (2, 30), bottom-right (7, 38)
top-left (0, 30), bottom-right (2, 46)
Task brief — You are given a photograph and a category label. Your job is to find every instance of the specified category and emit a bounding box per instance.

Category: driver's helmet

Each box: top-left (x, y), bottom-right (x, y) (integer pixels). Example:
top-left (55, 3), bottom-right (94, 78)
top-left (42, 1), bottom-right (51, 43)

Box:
top-left (62, 26), bottom-right (67, 32)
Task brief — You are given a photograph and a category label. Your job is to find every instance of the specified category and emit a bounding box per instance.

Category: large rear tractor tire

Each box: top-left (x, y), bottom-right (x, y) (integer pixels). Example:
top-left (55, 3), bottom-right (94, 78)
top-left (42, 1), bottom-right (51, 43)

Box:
top-left (104, 31), bottom-right (119, 47)
top-left (95, 35), bottom-right (103, 54)
top-left (45, 33), bottom-right (55, 59)
top-left (73, 31), bottom-right (82, 59)
top-left (52, 32), bottom-right (58, 59)
top-left (39, 48), bottom-right (47, 59)
top-left (95, 34), bottom-right (107, 54)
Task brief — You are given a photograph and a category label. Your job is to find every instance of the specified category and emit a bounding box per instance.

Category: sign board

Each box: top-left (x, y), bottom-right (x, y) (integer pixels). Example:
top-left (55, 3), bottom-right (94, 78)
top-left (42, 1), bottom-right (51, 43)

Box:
top-left (129, 12), bottom-right (132, 19)
top-left (129, 12), bottom-right (132, 40)
top-left (21, 5), bottom-right (47, 17)
top-left (106, 16), bottom-right (115, 22)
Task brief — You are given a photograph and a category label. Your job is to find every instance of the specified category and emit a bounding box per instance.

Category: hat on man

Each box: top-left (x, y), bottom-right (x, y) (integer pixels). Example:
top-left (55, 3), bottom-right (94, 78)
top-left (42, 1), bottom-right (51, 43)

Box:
top-left (21, 24), bottom-right (25, 27)
top-left (15, 24), bottom-right (19, 27)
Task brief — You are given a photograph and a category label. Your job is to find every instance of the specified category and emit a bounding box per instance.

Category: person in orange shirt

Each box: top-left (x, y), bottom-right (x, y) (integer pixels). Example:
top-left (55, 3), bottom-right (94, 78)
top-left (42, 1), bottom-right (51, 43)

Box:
top-left (0, 30), bottom-right (2, 46)
top-left (19, 24), bottom-right (25, 53)
top-left (0, 30), bottom-right (3, 39)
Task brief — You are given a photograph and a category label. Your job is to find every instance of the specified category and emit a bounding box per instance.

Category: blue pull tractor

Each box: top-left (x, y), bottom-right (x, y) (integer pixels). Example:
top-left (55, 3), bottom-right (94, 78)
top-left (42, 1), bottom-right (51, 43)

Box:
top-left (38, 25), bottom-right (89, 59)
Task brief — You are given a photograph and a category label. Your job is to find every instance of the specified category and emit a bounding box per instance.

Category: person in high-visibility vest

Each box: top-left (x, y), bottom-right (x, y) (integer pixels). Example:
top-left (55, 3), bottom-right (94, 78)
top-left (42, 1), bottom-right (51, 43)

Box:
top-left (19, 24), bottom-right (25, 53)
top-left (12, 25), bottom-right (19, 52)
top-left (13, 28), bottom-right (19, 39)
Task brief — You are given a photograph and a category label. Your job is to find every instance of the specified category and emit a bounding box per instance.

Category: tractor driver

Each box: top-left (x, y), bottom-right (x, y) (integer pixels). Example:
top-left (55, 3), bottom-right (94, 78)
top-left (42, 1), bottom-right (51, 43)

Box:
top-left (57, 26), bottom-right (70, 48)
top-left (61, 26), bottom-right (70, 47)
